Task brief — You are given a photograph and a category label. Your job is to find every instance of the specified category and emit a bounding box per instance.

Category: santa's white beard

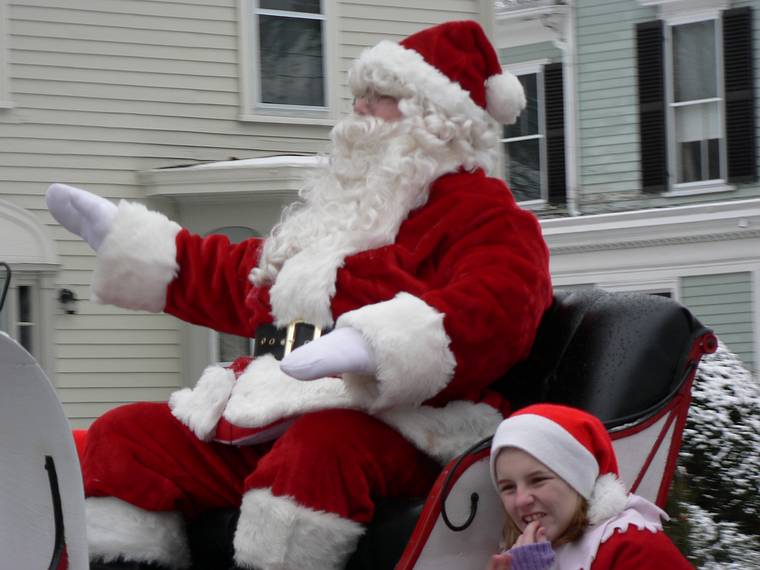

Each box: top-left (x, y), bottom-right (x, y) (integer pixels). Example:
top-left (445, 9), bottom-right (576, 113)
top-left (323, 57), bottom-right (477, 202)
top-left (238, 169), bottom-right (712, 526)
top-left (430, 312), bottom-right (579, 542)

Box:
top-left (250, 112), bottom-right (470, 326)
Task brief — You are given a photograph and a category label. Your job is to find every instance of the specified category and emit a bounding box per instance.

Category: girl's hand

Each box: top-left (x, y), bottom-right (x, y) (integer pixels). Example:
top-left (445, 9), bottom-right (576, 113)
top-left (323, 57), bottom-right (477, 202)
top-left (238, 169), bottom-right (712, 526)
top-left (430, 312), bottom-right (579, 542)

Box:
top-left (486, 552), bottom-right (512, 570)
top-left (513, 520), bottom-right (548, 547)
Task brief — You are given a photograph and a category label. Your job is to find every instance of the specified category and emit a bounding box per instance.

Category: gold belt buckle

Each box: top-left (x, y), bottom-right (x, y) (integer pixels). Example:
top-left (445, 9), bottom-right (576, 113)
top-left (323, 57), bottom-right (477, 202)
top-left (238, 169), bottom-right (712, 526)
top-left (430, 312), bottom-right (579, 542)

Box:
top-left (284, 320), bottom-right (322, 356)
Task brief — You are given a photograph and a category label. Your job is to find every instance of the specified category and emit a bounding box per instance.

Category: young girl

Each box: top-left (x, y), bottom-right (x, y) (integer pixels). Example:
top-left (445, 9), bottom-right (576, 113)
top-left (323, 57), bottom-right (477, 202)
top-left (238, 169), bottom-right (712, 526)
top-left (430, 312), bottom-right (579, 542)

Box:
top-left (488, 403), bottom-right (693, 569)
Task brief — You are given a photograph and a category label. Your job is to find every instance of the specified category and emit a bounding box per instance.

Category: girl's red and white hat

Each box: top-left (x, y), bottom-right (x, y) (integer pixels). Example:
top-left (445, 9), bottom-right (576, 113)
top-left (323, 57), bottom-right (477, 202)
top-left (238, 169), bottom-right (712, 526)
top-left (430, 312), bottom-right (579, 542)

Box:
top-left (491, 403), bottom-right (629, 524)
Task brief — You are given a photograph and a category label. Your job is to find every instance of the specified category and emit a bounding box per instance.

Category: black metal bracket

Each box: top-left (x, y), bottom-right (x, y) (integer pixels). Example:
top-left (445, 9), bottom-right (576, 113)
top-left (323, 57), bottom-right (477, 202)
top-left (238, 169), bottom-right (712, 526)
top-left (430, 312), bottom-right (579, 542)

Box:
top-left (439, 436), bottom-right (491, 532)
top-left (45, 455), bottom-right (66, 570)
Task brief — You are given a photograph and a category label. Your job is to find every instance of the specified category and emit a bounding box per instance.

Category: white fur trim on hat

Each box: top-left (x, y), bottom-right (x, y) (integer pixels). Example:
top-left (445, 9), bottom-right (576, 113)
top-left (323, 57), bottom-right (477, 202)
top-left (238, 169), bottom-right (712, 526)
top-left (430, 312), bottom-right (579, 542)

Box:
top-left (350, 41), bottom-right (494, 124)
top-left (587, 473), bottom-right (629, 525)
top-left (490, 414), bottom-right (599, 499)
top-left (92, 200), bottom-right (181, 312)
top-left (486, 72), bottom-right (527, 125)
top-left (86, 497), bottom-right (190, 569)
top-left (336, 292), bottom-right (456, 411)
top-left (234, 488), bottom-right (364, 570)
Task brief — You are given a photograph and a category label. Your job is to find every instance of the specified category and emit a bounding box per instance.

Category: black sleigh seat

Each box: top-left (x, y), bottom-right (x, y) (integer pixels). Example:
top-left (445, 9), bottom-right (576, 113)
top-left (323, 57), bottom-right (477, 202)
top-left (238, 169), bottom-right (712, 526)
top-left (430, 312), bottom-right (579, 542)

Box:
top-left (188, 288), bottom-right (717, 570)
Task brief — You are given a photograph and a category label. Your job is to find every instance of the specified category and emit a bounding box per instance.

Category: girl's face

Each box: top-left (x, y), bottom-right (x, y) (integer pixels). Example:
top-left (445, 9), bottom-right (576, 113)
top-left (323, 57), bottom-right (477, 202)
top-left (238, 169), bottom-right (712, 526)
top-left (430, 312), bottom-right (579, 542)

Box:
top-left (495, 447), bottom-right (581, 544)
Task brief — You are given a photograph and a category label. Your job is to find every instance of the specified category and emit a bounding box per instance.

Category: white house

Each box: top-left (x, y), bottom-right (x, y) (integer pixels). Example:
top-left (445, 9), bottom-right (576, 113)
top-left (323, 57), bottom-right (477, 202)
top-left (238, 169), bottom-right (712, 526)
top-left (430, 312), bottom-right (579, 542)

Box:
top-left (495, 0), bottom-right (760, 373)
top-left (0, 0), bottom-right (497, 427)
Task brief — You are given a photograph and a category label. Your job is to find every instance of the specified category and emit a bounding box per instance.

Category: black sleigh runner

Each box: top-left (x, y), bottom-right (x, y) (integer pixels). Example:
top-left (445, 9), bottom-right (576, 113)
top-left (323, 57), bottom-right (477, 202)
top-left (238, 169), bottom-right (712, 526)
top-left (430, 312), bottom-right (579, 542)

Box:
top-left (0, 279), bottom-right (716, 569)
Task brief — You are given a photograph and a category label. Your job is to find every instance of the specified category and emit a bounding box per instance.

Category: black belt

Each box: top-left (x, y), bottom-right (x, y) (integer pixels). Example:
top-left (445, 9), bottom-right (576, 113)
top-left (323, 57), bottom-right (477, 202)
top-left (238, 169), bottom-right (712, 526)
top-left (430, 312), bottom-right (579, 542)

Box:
top-left (253, 321), bottom-right (331, 360)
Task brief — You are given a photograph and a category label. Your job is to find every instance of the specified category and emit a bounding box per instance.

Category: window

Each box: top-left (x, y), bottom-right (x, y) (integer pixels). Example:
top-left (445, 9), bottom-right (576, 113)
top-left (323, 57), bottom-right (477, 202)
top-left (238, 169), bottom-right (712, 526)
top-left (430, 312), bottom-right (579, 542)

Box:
top-left (16, 285), bottom-right (34, 353)
top-left (502, 72), bottom-right (544, 202)
top-left (0, 280), bottom-right (39, 356)
top-left (207, 226), bottom-right (259, 365)
top-left (241, 0), bottom-right (331, 120)
top-left (501, 63), bottom-right (566, 205)
top-left (669, 19), bottom-right (723, 185)
top-left (636, 7), bottom-right (756, 192)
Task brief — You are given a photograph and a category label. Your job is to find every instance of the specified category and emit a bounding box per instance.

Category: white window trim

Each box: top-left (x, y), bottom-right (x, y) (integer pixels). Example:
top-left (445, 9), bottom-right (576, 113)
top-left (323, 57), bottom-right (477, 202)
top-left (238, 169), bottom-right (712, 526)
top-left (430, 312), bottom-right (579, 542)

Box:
top-left (494, 2), bottom-right (569, 49)
top-left (664, 14), bottom-right (729, 195)
top-left (238, 0), bottom-right (337, 124)
top-left (0, 0), bottom-right (12, 109)
top-left (501, 62), bottom-right (548, 204)
top-left (639, 0), bottom-right (728, 23)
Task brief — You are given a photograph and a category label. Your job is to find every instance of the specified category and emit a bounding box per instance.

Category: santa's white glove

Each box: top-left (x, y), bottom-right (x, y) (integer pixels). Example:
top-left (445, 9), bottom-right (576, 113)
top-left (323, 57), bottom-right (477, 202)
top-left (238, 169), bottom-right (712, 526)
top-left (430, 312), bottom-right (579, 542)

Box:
top-left (280, 327), bottom-right (377, 380)
top-left (46, 183), bottom-right (118, 251)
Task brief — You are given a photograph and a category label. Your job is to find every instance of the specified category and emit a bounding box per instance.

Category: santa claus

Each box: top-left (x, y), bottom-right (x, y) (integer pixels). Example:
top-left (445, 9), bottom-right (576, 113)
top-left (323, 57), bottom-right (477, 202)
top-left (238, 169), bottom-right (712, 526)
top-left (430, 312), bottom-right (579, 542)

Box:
top-left (46, 20), bottom-right (553, 570)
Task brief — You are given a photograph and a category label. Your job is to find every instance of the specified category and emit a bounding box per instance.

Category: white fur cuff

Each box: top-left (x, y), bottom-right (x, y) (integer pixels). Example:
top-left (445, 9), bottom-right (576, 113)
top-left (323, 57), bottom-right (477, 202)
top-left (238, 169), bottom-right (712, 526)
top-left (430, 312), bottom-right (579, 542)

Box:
top-left (86, 497), bottom-right (190, 569)
top-left (336, 292), bottom-right (456, 411)
top-left (379, 401), bottom-right (504, 464)
top-left (169, 365), bottom-right (236, 441)
top-left (234, 488), bottom-right (364, 570)
top-left (92, 200), bottom-right (181, 312)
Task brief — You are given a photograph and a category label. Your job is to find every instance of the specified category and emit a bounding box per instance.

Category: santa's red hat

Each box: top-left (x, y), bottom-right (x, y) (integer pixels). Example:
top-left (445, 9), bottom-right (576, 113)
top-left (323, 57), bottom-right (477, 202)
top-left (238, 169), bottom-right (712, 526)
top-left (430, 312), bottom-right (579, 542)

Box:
top-left (349, 20), bottom-right (525, 125)
top-left (490, 404), bottom-right (629, 524)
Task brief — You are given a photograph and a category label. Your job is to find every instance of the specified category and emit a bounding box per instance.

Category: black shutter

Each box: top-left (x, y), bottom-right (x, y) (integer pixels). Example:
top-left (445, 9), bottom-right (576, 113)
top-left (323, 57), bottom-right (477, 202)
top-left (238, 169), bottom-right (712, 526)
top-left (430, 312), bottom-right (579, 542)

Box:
top-left (636, 20), bottom-right (667, 193)
top-left (544, 62), bottom-right (566, 205)
top-left (723, 7), bottom-right (756, 183)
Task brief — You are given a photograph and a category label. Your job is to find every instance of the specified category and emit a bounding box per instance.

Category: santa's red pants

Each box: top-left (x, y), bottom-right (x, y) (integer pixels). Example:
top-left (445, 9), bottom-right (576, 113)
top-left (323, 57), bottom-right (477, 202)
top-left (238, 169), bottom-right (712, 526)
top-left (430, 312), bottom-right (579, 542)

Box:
top-left (83, 403), bottom-right (440, 525)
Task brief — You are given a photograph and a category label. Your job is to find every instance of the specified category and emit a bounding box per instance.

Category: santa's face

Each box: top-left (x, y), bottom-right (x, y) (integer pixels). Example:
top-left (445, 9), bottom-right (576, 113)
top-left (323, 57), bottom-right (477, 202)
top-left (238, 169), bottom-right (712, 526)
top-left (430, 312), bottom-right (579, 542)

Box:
top-left (353, 91), bottom-right (403, 122)
top-left (495, 447), bottom-right (581, 544)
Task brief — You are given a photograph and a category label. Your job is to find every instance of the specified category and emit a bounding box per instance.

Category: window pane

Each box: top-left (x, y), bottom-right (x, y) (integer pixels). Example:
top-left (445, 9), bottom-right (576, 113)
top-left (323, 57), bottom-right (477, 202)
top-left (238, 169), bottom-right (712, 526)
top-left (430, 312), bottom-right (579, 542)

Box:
top-left (675, 102), bottom-right (720, 142)
top-left (504, 138), bottom-right (541, 201)
top-left (679, 140), bottom-right (701, 183)
top-left (673, 20), bottom-right (716, 102)
top-left (18, 285), bottom-right (30, 322)
top-left (675, 102), bottom-right (720, 182)
top-left (260, 0), bottom-right (320, 13)
top-left (18, 325), bottom-right (32, 353)
top-left (504, 74), bottom-right (538, 139)
top-left (707, 138), bottom-right (720, 180)
top-left (219, 333), bottom-right (252, 363)
top-left (259, 15), bottom-right (324, 106)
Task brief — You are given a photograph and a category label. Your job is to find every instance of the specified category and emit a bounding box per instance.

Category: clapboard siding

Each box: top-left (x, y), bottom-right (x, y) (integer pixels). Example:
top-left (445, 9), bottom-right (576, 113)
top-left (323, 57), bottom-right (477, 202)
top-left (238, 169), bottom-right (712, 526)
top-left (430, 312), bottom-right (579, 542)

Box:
top-left (499, 42), bottom-right (561, 65)
top-left (1, 0), bottom-right (485, 426)
top-left (56, 372), bottom-right (182, 389)
top-left (681, 272), bottom-right (755, 372)
top-left (574, 0), bottom-right (650, 211)
top-left (573, 0), bottom-right (760, 213)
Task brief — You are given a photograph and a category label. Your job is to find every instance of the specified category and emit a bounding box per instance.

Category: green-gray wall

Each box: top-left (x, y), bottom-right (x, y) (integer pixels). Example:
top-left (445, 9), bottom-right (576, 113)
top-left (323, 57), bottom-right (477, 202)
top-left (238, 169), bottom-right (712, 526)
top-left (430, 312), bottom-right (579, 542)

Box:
top-left (681, 272), bottom-right (755, 372)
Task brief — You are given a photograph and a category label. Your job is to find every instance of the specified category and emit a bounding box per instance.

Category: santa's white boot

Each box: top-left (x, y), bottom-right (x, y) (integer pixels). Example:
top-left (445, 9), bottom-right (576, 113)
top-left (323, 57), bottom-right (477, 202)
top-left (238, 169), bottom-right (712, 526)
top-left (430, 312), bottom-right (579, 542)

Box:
top-left (86, 497), bottom-right (191, 569)
top-left (233, 488), bottom-right (365, 570)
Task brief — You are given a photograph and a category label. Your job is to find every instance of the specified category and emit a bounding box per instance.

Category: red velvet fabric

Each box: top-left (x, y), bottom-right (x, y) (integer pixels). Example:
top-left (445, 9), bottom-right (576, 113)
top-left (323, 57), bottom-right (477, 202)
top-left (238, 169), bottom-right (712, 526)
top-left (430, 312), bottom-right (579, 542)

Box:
top-left (83, 403), bottom-right (438, 523)
top-left (72, 428), bottom-right (88, 466)
top-left (163, 169), bottom-right (552, 413)
top-left (591, 528), bottom-right (693, 569)
top-left (400, 21), bottom-right (502, 110)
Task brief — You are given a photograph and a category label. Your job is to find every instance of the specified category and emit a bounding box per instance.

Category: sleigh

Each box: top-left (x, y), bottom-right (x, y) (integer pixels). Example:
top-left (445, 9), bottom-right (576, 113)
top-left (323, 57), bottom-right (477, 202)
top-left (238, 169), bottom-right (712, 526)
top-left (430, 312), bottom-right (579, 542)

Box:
top-left (0, 254), bottom-right (715, 570)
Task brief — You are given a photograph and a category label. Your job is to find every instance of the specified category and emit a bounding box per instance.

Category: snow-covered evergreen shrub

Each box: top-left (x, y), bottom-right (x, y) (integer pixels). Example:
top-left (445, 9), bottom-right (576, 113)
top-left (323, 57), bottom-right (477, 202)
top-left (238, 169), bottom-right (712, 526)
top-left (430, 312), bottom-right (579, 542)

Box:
top-left (667, 342), bottom-right (760, 567)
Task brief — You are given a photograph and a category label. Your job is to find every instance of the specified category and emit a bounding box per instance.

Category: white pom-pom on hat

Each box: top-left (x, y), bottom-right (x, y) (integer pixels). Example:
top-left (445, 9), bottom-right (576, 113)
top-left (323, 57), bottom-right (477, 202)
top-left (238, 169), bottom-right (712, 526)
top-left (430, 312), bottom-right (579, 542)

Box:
top-left (486, 71), bottom-right (527, 125)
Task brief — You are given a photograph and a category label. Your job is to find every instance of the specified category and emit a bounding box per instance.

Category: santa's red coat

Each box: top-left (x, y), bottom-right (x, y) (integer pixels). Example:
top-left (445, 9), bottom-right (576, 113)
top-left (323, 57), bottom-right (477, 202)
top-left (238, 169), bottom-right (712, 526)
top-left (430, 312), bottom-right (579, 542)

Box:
top-left (92, 168), bottom-right (552, 461)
